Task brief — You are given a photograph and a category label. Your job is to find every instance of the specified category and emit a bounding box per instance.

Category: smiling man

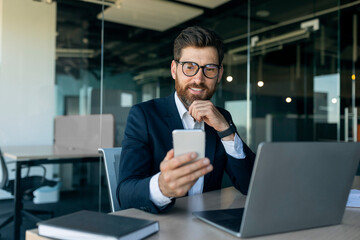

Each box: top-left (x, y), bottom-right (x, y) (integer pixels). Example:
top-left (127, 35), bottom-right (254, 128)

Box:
top-left (118, 26), bottom-right (255, 213)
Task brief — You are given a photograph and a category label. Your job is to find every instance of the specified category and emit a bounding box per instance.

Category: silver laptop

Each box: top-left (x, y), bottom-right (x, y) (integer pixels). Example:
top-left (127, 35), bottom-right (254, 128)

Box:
top-left (193, 142), bottom-right (360, 238)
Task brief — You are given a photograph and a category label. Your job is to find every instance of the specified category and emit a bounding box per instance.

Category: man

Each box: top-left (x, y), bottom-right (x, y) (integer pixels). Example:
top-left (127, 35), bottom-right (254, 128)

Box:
top-left (118, 26), bottom-right (255, 213)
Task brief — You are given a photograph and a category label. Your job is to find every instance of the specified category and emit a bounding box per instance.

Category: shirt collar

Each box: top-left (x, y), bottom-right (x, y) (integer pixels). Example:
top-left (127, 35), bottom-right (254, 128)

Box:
top-left (174, 92), bottom-right (204, 130)
top-left (174, 92), bottom-right (188, 120)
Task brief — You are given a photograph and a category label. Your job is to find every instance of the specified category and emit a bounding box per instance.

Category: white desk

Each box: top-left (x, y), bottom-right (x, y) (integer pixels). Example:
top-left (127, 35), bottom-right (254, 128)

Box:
top-left (3, 145), bottom-right (101, 240)
top-left (26, 186), bottom-right (360, 240)
top-left (3, 145), bottom-right (100, 161)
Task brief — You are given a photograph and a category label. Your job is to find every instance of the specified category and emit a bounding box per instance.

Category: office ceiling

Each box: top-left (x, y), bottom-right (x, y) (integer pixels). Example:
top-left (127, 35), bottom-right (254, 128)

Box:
top-left (55, 0), bottom-right (360, 80)
top-left (99, 0), bottom-right (204, 31)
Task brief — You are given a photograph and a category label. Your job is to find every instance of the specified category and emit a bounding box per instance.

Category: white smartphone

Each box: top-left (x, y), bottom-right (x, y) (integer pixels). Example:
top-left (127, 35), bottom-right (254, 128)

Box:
top-left (172, 129), bottom-right (205, 161)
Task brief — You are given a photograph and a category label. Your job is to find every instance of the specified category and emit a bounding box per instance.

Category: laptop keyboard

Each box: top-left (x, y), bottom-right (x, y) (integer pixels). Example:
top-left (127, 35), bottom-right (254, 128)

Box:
top-left (193, 208), bottom-right (244, 233)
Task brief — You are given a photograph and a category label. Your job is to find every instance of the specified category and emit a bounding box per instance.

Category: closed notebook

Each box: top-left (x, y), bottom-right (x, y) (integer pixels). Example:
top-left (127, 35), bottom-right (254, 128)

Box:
top-left (37, 210), bottom-right (159, 240)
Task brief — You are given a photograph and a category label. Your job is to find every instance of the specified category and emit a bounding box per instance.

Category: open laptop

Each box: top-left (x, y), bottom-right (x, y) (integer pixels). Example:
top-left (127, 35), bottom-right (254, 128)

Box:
top-left (193, 142), bottom-right (360, 238)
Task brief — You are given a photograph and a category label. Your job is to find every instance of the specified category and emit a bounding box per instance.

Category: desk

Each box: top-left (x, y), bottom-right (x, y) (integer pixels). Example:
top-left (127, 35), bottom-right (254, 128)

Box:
top-left (26, 186), bottom-right (360, 240)
top-left (3, 145), bottom-right (101, 240)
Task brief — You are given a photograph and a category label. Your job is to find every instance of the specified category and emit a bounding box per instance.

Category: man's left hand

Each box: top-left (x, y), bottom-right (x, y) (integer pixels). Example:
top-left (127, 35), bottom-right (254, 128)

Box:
top-left (189, 100), bottom-right (234, 141)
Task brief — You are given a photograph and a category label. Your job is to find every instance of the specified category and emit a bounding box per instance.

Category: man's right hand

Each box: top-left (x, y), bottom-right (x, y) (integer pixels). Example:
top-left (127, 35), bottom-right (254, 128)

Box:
top-left (158, 149), bottom-right (213, 198)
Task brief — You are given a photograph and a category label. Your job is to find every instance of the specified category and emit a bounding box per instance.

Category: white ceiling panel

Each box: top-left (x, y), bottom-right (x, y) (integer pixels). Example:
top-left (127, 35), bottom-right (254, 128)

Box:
top-left (98, 0), bottom-right (203, 32)
top-left (176, 0), bottom-right (230, 9)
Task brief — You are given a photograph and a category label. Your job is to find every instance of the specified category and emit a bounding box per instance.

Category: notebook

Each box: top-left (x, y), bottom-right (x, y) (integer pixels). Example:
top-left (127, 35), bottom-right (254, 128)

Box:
top-left (38, 210), bottom-right (159, 240)
top-left (193, 142), bottom-right (360, 238)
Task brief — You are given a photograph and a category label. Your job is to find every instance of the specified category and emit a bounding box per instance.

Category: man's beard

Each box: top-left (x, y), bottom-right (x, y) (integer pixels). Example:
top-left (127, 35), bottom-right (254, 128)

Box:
top-left (175, 76), bottom-right (217, 109)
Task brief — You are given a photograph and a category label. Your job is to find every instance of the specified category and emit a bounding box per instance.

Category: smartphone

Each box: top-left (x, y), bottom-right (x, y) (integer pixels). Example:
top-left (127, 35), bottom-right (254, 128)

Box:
top-left (172, 129), bottom-right (205, 161)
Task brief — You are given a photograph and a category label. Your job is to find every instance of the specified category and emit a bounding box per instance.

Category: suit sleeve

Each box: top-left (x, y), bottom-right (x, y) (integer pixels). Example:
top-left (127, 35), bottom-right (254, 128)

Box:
top-left (225, 143), bottom-right (255, 195)
top-left (221, 109), bottom-right (256, 195)
top-left (117, 105), bottom-right (175, 213)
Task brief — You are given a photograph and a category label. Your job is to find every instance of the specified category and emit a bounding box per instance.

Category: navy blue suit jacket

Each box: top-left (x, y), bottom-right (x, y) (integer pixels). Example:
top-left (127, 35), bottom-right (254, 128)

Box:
top-left (117, 94), bottom-right (255, 213)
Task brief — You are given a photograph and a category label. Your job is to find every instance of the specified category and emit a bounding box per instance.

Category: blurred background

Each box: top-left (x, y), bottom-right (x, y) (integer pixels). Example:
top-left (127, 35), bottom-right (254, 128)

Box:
top-left (0, 0), bottom-right (359, 238)
top-left (1, 0), bottom-right (359, 148)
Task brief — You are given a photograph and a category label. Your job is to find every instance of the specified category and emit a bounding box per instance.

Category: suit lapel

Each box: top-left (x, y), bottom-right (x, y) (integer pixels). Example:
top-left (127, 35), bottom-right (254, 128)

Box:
top-left (163, 94), bottom-right (184, 131)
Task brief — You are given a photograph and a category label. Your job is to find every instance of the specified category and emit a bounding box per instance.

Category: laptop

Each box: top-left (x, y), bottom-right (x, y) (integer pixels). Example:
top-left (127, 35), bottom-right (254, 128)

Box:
top-left (193, 142), bottom-right (360, 238)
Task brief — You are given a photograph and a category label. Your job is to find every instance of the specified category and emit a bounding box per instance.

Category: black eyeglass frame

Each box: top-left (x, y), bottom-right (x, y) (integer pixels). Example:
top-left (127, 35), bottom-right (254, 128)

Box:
top-left (175, 60), bottom-right (221, 79)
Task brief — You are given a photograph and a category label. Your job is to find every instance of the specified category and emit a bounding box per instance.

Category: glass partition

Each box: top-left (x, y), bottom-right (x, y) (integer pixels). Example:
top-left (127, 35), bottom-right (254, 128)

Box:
top-left (101, 1), bottom-right (252, 147)
top-left (247, 0), bottom-right (346, 147)
top-left (0, 0), bottom-right (108, 237)
top-left (98, 0), bottom-right (359, 152)
top-left (56, 1), bottom-right (103, 117)
top-left (55, 1), bottom-right (104, 194)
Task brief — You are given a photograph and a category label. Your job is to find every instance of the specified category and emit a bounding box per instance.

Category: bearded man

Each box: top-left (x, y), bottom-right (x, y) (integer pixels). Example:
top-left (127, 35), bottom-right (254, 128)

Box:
top-left (117, 26), bottom-right (255, 213)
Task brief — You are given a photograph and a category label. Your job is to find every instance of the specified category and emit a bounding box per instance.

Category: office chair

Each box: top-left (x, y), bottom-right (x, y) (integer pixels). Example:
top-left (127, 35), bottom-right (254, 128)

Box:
top-left (98, 147), bottom-right (122, 212)
top-left (0, 148), bottom-right (58, 231)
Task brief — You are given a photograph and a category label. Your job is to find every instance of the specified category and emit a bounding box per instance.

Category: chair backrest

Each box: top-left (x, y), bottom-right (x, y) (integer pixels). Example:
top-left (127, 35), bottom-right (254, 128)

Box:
top-left (0, 148), bottom-right (9, 189)
top-left (98, 147), bottom-right (122, 212)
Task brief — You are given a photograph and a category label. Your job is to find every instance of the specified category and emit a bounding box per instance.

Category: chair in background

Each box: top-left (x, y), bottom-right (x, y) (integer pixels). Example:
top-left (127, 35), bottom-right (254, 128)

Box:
top-left (98, 147), bottom-right (122, 212)
top-left (0, 148), bottom-right (57, 230)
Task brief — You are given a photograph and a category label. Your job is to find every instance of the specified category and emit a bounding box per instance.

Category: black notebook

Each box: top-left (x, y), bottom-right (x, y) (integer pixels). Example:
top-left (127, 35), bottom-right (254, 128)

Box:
top-left (37, 210), bottom-right (159, 240)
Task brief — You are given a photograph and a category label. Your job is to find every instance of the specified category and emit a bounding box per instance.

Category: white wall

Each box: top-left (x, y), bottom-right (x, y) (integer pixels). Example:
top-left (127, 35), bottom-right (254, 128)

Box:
top-left (0, 0), bottom-right (56, 198)
top-left (0, 0), bottom-right (56, 146)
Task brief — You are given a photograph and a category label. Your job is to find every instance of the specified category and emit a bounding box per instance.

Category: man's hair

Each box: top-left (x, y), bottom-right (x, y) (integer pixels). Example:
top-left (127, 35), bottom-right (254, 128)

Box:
top-left (173, 26), bottom-right (224, 64)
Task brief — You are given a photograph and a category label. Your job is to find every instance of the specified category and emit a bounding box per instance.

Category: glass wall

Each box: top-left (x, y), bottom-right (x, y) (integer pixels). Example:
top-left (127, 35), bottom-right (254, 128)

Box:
top-left (55, 0), bottom-right (104, 192)
top-left (247, 0), bottom-right (343, 147)
top-left (56, 1), bottom-right (103, 117)
top-left (2, 1), bottom-right (358, 161)
top-left (0, 0), bottom-right (105, 238)
top-left (97, 0), bottom-right (359, 169)
top-left (97, 0), bottom-right (359, 149)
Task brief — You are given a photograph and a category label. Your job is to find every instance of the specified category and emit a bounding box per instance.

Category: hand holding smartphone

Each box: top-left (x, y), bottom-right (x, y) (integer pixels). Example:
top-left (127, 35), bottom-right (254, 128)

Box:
top-left (158, 130), bottom-right (208, 198)
top-left (172, 129), bottom-right (205, 162)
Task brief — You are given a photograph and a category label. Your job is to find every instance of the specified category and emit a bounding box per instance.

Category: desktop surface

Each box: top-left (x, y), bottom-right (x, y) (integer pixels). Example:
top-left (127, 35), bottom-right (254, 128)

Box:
top-left (3, 145), bottom-right (100, 161)
top-left (26, 186), bottom-right (360, 240)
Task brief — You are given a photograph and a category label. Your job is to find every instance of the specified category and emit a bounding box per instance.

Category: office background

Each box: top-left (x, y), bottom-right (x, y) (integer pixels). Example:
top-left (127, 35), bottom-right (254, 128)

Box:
top-left (0, 0), bottom-right (359, 237)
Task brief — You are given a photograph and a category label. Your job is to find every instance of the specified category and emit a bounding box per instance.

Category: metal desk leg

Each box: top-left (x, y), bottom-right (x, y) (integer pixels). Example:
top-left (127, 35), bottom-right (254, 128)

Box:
top-left (14, 161), bottom-right (23, 240)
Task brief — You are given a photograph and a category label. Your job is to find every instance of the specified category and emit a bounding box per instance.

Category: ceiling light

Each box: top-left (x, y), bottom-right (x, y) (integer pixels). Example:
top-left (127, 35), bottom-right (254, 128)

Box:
top-left (99, 0), bottom-right (203, 32)
top-left (226, 76), bottom-right (233, 82)
top-left (56, 48), bottom-right (95, 58)
top-left (115, 0), bottom-right (122, 8)
top-left (257, 81), bottom-right (264, 87)
top-left (228, 29), bottom-right (309, 55)
top-left (256, 29), bottom-right (309, 47)
top-left (256, 10), bottom-right (270, 18)
top-left (80, 0), bottom-right (114, 7)
top-left (177, 0), bottom-right (230, 9)
top-left (285, 97), bottom-right (292, 103)
top-left (300, 19), bottom-right (319, 31)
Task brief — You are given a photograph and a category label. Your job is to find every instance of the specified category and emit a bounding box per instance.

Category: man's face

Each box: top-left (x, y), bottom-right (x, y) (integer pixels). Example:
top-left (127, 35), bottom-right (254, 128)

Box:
top-left (171, 46), bottom-right (223, 108)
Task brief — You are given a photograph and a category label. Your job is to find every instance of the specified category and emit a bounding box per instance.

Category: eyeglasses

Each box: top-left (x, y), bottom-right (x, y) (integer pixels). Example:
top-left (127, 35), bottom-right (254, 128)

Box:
top-left (175, 60), bottom-right (221, 79)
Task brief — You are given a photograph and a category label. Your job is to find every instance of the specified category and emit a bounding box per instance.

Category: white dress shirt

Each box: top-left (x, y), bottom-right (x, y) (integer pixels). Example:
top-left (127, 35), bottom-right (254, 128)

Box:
top-left (149, 92), bottom-right (246, 207)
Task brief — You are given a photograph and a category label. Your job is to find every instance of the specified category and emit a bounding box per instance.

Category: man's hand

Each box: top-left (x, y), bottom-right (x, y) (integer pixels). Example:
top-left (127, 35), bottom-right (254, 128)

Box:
top-left (158, 149), bottom-right (213, 198)
top-left (189, 100), bottom-right (234, 141)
